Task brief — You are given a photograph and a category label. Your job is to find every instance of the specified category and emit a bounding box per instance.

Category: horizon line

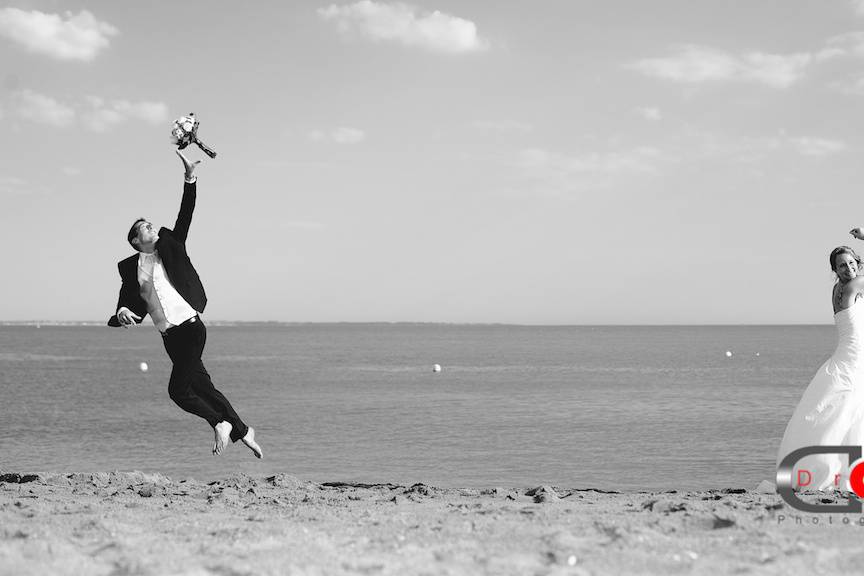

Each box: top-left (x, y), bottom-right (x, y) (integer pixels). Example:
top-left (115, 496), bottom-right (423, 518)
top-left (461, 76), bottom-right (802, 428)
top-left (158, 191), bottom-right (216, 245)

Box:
top-left (0, 320), bottom-right (836, 328)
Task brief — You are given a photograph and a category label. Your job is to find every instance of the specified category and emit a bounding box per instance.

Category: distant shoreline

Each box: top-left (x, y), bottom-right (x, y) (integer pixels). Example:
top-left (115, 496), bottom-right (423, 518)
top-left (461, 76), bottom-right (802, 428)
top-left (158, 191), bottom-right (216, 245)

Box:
top-left (0, 321), bottom-right (838, 327)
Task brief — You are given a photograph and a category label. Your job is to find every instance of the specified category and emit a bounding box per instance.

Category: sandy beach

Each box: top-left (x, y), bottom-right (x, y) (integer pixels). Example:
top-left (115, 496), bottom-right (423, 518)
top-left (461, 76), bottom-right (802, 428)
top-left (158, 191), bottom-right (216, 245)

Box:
top-left (0, 472), bottom-right (858, 575)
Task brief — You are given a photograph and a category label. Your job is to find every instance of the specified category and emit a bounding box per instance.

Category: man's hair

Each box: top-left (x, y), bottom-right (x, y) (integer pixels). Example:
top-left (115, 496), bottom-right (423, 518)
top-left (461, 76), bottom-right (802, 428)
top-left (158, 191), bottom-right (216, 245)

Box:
top-left (127, 218), bottom-right (147, 249)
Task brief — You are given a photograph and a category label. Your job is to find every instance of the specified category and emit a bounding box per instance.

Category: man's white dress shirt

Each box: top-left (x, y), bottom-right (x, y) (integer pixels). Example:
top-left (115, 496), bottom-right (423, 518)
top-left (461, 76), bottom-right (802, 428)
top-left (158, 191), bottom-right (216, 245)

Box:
top-left (135, 250), bottom-right (198, 333)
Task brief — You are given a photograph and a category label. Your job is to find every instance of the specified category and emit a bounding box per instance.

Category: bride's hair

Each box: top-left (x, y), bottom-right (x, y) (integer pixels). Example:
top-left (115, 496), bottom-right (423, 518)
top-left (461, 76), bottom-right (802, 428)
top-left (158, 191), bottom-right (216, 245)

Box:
top-left (830, 246), bottom-right (863, 273)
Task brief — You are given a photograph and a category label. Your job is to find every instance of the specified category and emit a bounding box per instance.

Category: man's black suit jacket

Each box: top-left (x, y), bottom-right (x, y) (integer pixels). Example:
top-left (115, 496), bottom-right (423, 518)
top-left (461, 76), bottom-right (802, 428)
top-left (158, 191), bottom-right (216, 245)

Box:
top-left (107, 181), bottom-right (207, 327)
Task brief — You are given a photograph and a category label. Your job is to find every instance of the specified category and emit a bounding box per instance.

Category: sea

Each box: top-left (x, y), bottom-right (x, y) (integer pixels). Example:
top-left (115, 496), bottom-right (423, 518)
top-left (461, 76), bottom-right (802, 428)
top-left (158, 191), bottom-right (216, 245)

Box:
top-left (0, 323), bottom-right (837, 491)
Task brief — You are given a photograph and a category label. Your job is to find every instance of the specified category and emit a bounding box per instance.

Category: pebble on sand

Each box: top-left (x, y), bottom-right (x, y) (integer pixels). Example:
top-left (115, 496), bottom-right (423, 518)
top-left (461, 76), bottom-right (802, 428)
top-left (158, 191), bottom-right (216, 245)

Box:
top-left (139, 362), bottom-right (148, 372)
top-left (433, 364), bottom-right (442, 373)
top-left (725, 351), bottom-right (732, 358)
top-left (526, 485), bottom-right (560, 503)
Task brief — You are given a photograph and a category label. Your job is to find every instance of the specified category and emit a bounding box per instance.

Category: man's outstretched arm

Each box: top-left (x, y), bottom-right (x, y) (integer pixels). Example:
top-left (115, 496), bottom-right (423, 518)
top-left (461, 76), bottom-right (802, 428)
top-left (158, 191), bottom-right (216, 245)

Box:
top-left (173, 150), bottom-right (201, 244)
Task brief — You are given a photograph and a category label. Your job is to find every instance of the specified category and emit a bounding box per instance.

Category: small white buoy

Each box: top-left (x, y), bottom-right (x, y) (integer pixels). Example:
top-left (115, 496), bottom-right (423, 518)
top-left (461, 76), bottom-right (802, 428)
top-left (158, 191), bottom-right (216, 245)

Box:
top-left (567, 555), bottom-right (577, 566)
top-left (755, 352), bottom-right (760, 357)
top-left (139, 362), bottom-right (149, 372)
top-left (725, 351), bottom-right (732, 358)
top-left (432, 364), bottom-right (442, 373)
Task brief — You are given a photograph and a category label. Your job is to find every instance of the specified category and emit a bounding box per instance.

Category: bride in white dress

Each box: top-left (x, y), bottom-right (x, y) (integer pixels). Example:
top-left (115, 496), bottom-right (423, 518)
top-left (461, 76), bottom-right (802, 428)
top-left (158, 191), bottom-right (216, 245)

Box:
top-left (777, 243), bottom-right (864, 491)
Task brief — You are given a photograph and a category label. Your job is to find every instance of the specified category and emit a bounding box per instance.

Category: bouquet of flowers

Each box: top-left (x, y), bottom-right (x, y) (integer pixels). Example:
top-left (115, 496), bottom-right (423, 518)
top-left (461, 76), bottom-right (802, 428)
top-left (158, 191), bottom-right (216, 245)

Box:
top-left (170, 113), bottom-right (217, 158)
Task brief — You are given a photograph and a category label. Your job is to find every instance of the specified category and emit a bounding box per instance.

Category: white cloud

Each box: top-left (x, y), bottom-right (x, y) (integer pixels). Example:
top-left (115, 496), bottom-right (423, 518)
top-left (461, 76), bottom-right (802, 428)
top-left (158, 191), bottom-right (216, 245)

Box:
top-left (734, 134), bottom-right (847, 159)
top-left (332, 126), bottom-right (366, 143)
top-left (518, 146), bottom-right (665, 176)
top-left (835, 74), bottom-right (864, 94)
top-left (0, 9), bottom-right (118, 62)
top-left (742, 52), bottom-right (815, 87)
top-left (81, 97), bottom-right (168, 132)
top-left (514, 146), bottom-right (670, 194)
top-left (0, 176), bottom-right (28, 195)
top-left (510, 130), bottom-right (844, 195)
top-left (256, 159), bottom-right (333, 170)
top-left (635, 107), bottom-right (662, 121)
top-left (825, 31), bottom-right (864, 59)
top-left (853, 0), bottom-right (864, 16)
top-left (309, 126), bottom-right (366, 144)
top-left (673, 127), bottom-right (847, 164)
top-left (631, 45), bottom-right (815, 88)
top-left (283, 221), bottom-right (325, 230)
top-left (632, 46), bottom-right (736, 84)
top-left (0, 175), bottom-right (47, 196)
top-left (5, 89), bottom-right (168, 131)
top-left (789, 137), bottom-right (846, 157)
top-left (318, 1), bottom-right (488, 53)
top-left (472, 120), bottom-right (534, 133)
top-left (11, 90), bottom-right (75, 127)
top-left (791, 32), bottom-right (864, 94)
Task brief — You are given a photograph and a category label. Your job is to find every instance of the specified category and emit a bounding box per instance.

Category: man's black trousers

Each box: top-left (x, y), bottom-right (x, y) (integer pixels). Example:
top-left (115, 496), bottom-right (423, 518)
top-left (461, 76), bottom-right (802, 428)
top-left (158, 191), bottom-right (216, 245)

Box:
top-left (161, 317), bottom-right (248, 442)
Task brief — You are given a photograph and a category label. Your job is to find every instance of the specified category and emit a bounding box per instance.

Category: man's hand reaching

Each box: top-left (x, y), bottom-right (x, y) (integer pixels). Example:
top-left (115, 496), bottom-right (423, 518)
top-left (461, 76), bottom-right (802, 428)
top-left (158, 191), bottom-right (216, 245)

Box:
top-left (117, 308), bottom-right (142, 327)
top-left (177, 150), bottom-right (201, 182)
top-left (850, 228), bottom-right (864, 241)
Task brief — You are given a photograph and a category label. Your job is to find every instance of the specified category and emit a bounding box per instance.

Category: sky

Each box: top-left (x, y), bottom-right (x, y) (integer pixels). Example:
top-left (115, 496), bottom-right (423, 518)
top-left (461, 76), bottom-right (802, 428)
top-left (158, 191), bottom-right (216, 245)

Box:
top-left (1, 0), bottom-right (864, 324)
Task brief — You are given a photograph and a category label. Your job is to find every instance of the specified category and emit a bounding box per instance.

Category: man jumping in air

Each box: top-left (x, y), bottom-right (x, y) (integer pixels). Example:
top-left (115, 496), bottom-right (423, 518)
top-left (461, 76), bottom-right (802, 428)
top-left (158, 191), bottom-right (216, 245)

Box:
top-left (109, 150), bottom-right (263, 459)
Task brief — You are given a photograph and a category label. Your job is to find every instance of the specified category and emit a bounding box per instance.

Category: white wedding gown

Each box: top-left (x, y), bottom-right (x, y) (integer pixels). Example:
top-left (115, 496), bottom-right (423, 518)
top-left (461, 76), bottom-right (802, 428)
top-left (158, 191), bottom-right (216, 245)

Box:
top-left (777, 298), bottom-right (864, 491)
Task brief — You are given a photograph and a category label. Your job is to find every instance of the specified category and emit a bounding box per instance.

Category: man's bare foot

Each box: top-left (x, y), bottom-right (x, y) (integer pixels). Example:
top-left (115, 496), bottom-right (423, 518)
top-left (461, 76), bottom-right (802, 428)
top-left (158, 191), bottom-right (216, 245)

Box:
top-left (213, 421), bottom-right (232, 455)
top-left (242, 427), bottom-right (263, 459)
